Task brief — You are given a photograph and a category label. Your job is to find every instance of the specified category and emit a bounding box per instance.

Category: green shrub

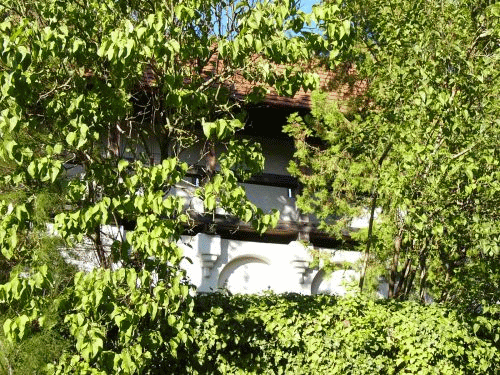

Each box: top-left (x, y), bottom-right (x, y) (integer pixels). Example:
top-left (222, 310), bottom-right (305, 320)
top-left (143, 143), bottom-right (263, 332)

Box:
top-left (0, 315), bottom-right (72, 375)
top-left (0, 235), bottom-right (75, 375)
top-left (3, 288), bottom-right (499, 374)
top-left (178, 293), bottom-right (500, 375)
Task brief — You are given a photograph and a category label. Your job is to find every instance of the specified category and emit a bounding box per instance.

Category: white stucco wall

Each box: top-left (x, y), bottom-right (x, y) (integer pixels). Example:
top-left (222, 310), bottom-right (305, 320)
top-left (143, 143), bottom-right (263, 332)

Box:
top-left (240, 183), bottom-right (298, 221)
top-left (59, 134), bottom-right (374, 296)
top-left (144, 135), bottom-right (295, 177)
top-left (128, 136), bottom-right (301, 220)
top-left (54, 227), bottom-right (367, 297)
top-left (179, 233), bottom-right (362, 295)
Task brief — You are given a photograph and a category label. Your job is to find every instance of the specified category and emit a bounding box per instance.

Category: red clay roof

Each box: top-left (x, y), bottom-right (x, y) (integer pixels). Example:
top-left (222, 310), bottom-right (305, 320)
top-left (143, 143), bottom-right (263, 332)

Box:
top-left (143, 54), bottom-right (365, 110)
top-left (228, 67), bottom-right (364, 109)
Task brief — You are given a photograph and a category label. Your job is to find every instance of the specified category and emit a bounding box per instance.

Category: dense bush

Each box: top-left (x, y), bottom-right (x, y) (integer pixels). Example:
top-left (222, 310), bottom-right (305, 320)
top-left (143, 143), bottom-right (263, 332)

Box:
top-left (178, 293), bottom-right (500, 375)
top-left (2, 291), bottom-right (500, 374)
top-left (0, 235), bottom-right (76, 375)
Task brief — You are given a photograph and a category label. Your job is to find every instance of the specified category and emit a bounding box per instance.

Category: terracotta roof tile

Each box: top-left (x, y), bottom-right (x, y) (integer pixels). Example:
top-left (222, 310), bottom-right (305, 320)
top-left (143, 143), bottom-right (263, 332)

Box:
top-left (228, 64), bottom-right (364, 110)
top-left (143, 54), bottom-right (366, 111)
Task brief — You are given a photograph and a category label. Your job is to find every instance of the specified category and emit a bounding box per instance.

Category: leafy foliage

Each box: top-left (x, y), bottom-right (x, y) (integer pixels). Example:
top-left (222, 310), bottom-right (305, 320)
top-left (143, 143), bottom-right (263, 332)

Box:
top-left (0, 0), bottom-right (352, 373)
top-left (285, 0), bottom-right (500, 305)
top-left (180, 293), bottom-right (500, 374)
top-left (0, 235), bottom-right (75, 375)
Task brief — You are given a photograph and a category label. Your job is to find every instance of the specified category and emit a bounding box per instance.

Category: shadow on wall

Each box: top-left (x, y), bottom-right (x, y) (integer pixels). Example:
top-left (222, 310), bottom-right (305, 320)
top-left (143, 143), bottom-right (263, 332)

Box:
top-left (241, 183), bottom-right (299, 222)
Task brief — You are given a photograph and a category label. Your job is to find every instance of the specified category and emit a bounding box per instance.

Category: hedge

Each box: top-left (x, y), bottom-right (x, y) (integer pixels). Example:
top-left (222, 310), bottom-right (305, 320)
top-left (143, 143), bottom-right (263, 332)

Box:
top-left (2, 292), bottom-right (499, 374)
top-left (176, 293), bottom-right (500, 375)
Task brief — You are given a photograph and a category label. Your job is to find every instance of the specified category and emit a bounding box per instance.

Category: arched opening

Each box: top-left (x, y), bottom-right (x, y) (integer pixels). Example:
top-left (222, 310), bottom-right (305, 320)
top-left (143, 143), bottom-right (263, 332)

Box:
top-left (311, 268), bottom-right (358, 295)
top-left (217, 256), bottom-right (271, 294)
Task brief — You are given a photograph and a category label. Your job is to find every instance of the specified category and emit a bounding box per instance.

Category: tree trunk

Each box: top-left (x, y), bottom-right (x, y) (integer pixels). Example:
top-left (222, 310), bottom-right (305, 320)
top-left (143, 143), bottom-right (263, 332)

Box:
top-left (359, 142), bottom-right (392, 292)
top-left (389, 229), bottom-right (404, 298)
top-left (395, 257), bottom-right (411, 299)
top-left (358, 191), bottom-right (377, 291)
top-left (94, 226), bottom-right (109, 268)
top-left (205, 141), bottom-right (217, 180)
top-left (158, 136), bottom-right (170, 162)
top-left (439, 269), bottom-right (452, 303)
top-left (403, 266), bottom-right (416, 299)
top-left (107, 123), bottom-right (121, 158)
top-left (418, 243), bottom-right (428, 303)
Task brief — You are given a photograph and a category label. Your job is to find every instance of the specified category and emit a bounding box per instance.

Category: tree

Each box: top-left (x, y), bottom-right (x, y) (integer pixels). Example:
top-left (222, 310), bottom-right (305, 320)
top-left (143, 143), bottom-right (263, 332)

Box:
top-left (285, 0), bottom-right (500, 306)
top-left (0, 0), bottom-right (351, 372)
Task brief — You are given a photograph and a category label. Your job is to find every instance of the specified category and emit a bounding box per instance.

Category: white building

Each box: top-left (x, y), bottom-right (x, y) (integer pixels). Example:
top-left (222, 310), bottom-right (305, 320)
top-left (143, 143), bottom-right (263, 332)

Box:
top-left (63, 68), bottom-right (371, 296)
top-left (147, 102), bottom-right (366, 296)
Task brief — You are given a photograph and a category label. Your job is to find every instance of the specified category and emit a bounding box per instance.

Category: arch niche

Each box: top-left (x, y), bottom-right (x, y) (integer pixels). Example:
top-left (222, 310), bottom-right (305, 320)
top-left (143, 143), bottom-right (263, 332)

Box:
top-left (217, 256), bottom-right (272, 294)
top-left (311, 268), bottom-right (358, 295)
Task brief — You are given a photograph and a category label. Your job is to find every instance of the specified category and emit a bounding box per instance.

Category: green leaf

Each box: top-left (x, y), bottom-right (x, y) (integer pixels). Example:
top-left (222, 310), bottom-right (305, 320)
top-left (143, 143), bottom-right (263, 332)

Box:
top-left (118, 159), bottom-right (129, 172)
top-left (17, 315), bottom-right (30, 340)
top-left (244, 208), bottom-right (253, 222)
top-left (66, 132), bottom-right (77, 146)
top-left (3, 318), bottom-right (12, 338)
top-left (342, 19), bottom-right (351, 37)
top-left (27, 161), bottom-right (36, 177)
top-left (202, 119), bottom-right (213, 139)
top-left (205, 195), bottom-right (216, 211)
